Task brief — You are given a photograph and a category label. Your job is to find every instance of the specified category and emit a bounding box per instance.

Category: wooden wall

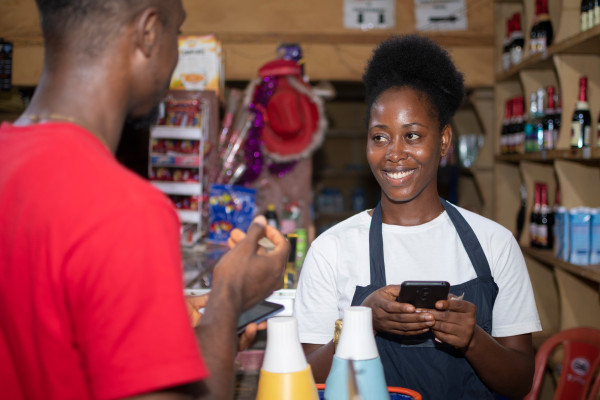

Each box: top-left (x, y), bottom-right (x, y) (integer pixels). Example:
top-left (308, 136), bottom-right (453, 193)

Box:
top-left (0, 0), bottom-right (495, 87)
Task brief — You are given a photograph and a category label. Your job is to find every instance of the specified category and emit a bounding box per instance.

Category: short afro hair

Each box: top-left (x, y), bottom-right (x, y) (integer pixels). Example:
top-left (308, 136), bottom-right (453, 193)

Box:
top-left (363, 34), bottom-right (465, 129)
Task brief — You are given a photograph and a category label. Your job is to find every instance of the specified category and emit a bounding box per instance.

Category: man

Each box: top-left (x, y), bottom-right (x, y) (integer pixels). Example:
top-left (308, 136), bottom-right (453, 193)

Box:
top-left (0, 0), bottom-right (289, 399)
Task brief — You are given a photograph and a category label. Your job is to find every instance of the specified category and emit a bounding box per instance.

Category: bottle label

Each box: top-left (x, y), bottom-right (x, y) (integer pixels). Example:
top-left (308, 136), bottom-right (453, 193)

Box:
top-left (510, 46), bottom-right (523, 66)
top-left (571, 122), bottom-right (583, 147)
top-left (581, 12), bottom-right (589, 31)
top-left (543, 129), bottom-right (554, 149)
top-left (595, 7), bottom-right (600, 26)
top-left (502, 53), bottom-right (511, 71)
top-left (538, 224), bottom-right (548, 246)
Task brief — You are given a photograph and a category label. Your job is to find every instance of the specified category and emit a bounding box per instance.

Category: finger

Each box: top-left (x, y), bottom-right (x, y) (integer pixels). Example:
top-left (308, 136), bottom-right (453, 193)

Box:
top-left (185, 294), bottom-right (209, 310)
top-left (239, 216), bottom-right (268, 250)
top-left (238, 323), bottom-right (259, 351)
top-left (228, 229), bottom-right (246, 248)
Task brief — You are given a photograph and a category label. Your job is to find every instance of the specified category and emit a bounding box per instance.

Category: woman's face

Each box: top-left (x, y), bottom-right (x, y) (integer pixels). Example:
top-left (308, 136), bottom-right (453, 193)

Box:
top-left (366, 87), bottom-right (451, 205)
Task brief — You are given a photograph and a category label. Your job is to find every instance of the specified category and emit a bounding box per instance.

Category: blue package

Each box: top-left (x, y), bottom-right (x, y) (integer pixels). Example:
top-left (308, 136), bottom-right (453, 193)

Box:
top-left (208, 184), bottom-right (257, 243)
top-left (591, 208), bottom-right (600, 265)
top-left (569, 208), bottom-right (591, 266)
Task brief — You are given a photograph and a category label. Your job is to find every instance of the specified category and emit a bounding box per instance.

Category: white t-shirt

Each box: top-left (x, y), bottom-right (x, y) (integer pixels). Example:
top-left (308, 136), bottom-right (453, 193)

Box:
top-left (295, 207), bottom-right (542, 345)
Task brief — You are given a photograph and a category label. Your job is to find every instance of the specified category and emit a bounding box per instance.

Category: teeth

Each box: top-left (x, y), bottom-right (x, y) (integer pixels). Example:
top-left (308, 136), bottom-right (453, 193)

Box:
top-left (386, 170), bottom-right (415, 179)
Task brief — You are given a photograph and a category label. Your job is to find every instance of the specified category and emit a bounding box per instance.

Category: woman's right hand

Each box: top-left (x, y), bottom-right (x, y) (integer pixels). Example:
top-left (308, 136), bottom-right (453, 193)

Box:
top-left (361, 285), bottom-right (435, 336)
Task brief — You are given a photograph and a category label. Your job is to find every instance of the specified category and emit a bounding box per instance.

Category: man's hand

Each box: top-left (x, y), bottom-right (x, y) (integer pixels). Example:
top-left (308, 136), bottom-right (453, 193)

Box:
top-left (361, 285), bottom-right (435, 336)
top-left (213, 215), bottom-right (289, 312)
top-left (186, 294), bottom-right (209, 328)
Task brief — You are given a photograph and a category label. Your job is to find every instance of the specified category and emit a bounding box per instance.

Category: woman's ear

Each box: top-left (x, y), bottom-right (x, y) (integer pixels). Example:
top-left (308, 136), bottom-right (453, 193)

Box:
top-left (440, 125), bottom-right (453, 158)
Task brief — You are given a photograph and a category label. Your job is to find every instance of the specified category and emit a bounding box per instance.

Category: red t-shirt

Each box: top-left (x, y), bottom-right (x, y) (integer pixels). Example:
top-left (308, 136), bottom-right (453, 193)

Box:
top-left (0, 122), bottom-right (208, 399)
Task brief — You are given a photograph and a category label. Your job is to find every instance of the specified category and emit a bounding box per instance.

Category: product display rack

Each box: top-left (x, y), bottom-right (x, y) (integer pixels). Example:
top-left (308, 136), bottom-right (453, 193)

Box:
top-left (148, 90), bottom-right (219, 245)
top-left (493, 0), bottom-right (600, 350)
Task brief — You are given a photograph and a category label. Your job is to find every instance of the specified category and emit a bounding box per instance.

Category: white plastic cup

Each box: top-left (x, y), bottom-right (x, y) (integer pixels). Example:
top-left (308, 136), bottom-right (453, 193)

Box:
top-left (261, 316), bottom-right (308, 373)
top-left (335, 306), bottom-right (379, 361)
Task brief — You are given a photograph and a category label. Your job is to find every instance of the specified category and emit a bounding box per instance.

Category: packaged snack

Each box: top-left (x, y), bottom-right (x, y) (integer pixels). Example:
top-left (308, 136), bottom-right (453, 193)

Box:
top-left (569, 208), bottom-right (591, 265)
top-left (169, 35), bottom-right (223, 96)
top-left (208, 184), bottom-right (257, 243)
top-left (591, 208), bottom-right (600, 265)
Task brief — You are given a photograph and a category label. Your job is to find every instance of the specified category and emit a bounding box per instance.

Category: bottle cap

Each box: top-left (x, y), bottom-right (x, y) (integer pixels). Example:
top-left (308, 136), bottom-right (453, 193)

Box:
top-left (261, 317), bottom-right (308, 373)
top-left (335, 307), bottom-right (379, 361)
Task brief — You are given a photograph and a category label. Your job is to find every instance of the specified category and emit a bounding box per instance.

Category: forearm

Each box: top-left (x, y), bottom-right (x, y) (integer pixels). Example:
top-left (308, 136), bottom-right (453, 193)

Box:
top-left (464, 327), bottom-right (534, 399)
top-left (194, 284), bottom-right (242, 400)
top-left (302, 341), bottom-right (336, 383)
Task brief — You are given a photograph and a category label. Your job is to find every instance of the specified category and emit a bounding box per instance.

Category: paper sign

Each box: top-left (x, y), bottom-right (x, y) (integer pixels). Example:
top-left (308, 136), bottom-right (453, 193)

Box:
top-left (344, 0), bottom-right (395, 30)
top-left (415, 0), bottom-right (467, 31)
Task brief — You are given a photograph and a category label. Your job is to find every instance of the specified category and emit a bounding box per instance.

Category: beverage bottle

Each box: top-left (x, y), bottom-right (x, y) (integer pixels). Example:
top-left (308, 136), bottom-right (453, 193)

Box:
top-left (593, 0), bottom-right (600, 27)
top-left (513, 96), bottom-right (525, 153)
top-left (516, 184), bottom-right (527, 241)
top-left (535, 88), bottom-right (546, 151)
top-left (530, 182), bottom-right (542, 247)
top-left (509, 13), bottom-right (525, 66)
top-left (570, 76), bottom-right (591, 148)
top-left (503, 19), bottom-right (513, 71)
top-left (581, 0), bottom-right (590, 31)
top-left (537, 0), bottom-right (554, 50)
top-left (265, 203), bottom-right (280, 230)
top-left (538, 183), bottom-right (554, 249)
top-left (530, 0), bottom-right (541, 55)
top-left (524, 92), bottom-right (539, 153)
top-left (587, 0), bottom-right (595, 28)
top-left (553, 91), bottom-right (562, 145)
top-left (501, 99), bottom-right (512, 154)
top-left (283, 234), bottom-right (298, 289)
top-left (543, 86), bottom-right (557, 149)
top-left (596, 113), bottom-right (600, 147)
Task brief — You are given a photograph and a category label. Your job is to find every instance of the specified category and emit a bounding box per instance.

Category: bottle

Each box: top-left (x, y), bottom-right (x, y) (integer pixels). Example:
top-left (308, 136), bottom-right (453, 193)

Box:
top-left (283, 234), bottom-right (298, 289)
top-left (265, 203), bottom-right (280, 230)
top-left (543, 86), bottom-right (557, 149)
top-left (581, 0), bottom-right (590, 31)
top-left (503, 19), bottom-right (513, 71)
top-left (530, 0), bottom-right (541, 55)
top-left (587, 0), bottom-right (595, 28)
top-left (501, 98), bottom-right (512, 154)
top-left (553, 90), bottom-right (562, 145)
top-left (513, 96), bottom-right (525, 153)
top-left (596, 114), bottom-right (600, 147)
top-left (524, 92), bottom-right (539, 153)
top-left (535, 88), bottom-right (546, 151)
top-left (538, 183), bottom-right (554, 249)
top-left (537, 0), bottom-right (554, 51)
top-left (530, 182), bottom-right (541, 247)
top-left (594, 0), bottom-right (600, 27)
top-left (509, 13), bottom-right (525, 67)
top-left (516, 184), bottom-right (527, 241)
top-left (570, 76), bottom-right (591, 149)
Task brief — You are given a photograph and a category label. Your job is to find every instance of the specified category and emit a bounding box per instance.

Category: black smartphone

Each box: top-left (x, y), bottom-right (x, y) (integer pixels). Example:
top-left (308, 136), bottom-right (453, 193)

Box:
top-left (237, 300), bottom-right (284, 334)
top-left (396, 280), bottom-right (450, 309)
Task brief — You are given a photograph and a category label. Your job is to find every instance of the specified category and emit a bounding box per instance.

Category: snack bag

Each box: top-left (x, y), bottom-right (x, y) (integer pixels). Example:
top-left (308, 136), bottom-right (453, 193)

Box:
top-left (208, 184), bottom-right (257, 243)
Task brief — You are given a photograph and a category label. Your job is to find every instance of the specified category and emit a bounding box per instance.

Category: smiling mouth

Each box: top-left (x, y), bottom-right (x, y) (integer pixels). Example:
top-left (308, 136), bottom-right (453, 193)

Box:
top-left (385, 169), bottom-right (416, 180)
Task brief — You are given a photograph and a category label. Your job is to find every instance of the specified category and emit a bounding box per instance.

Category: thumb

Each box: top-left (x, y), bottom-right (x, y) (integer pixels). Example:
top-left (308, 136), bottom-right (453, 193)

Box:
top-left (243, 215), bottom-right (268, 246)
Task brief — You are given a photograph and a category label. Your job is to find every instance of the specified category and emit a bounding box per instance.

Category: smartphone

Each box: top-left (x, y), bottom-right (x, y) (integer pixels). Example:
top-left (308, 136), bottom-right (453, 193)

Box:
top-left (396, 280), bottom-right (450, 309)
top-left (237, 300), bottom-right (284, 334)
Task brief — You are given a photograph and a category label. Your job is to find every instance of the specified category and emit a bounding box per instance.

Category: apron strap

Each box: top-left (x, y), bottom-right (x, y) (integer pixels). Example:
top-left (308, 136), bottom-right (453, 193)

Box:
top-left (440, 198), bottom-right (492, 278)
top-left (368, 203), bottom-right (387, 287)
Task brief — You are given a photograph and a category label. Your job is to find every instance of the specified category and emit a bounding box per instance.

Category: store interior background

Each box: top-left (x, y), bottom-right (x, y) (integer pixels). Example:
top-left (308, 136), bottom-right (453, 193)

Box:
top-left (2, 0), bottom-right (600, 397)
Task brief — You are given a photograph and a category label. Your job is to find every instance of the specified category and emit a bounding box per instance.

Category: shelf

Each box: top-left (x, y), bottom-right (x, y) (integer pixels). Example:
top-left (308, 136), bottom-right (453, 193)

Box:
top-left (151, 154), bottom-right (201, 167)
top-left (150, 126), bottom-right (203, 140)
top-left (177, 209), bottom-right (200, 224)
top-left (150, 181), bottom-right (201, 195)
top-left (495, 148), bottom-right (600, 164)
top-left (495, 25), bottom-right (600, 82)
top-left (521, 246), bottom-right (600, 284)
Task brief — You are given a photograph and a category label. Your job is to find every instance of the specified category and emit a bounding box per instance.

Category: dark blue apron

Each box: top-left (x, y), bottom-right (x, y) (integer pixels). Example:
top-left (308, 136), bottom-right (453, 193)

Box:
top-left (351, 199), bottom-right (499, 399)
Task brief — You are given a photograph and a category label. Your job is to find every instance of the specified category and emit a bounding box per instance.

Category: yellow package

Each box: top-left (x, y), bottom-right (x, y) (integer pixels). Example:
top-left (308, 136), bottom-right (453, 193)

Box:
top-left (170, 35), bottom-right (222, 95)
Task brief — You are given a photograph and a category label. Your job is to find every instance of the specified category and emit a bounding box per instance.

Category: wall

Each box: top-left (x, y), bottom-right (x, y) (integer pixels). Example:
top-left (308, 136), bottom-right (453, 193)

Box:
top-left (0, 0), bottom-right (495, 87)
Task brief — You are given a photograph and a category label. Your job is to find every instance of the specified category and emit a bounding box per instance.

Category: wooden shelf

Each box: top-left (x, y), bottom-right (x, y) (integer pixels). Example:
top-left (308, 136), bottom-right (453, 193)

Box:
top-left (521, 246), bottom-right (600, 284)
top-left (495, 148), bottom-right (600, 164)
top-left (495, 25), bottom-right (600, 82)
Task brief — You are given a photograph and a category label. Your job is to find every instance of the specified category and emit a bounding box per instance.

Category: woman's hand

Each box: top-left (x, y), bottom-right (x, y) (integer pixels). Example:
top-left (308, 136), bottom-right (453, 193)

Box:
top-left (361, 285), bottom-right (435, 336)
top-left (428, 297), bottom-right (477, 351)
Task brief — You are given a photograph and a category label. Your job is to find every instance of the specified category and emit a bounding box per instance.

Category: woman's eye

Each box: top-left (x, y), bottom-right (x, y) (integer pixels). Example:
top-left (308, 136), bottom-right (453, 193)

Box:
top-left (372, 134), bottom-right (387, 143)
top-left (406, 132), bottom-right (420, 140)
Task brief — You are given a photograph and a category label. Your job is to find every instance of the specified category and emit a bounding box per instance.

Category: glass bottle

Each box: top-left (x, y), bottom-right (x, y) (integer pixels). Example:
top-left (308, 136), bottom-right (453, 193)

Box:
top-left (265, 203), bottom-right (280, 230)
top-left (525, 92), bottom-right (539, 153)
top-left (516, 184), bottom-right (527, 241)
top-left (503, 19), bottom-right (513, 71)
top-left (537, 0), bottom-right (554, 50)
top-left (543, 86), bottom-right (556, 149)
top-left (553, 90), bottom-right (562, 147)
top-left (510, 13), bottom-right (525, 66)
top-left (513, 96), bottom-right (525, 153)
top-left (570, 76), bottom-right (591, 149)
top-left (501, 98), bottom-right (512, 154)
top-left (538, 183), bottom-right (553, 250)
top-left (535, 88), bottom-right (546, 151)
top-left (581, 0), bottom-right (590, 31)
top-left (530, 0), bottom-right (542, 55)
top-left (530, 182), bottom-right (541, 247)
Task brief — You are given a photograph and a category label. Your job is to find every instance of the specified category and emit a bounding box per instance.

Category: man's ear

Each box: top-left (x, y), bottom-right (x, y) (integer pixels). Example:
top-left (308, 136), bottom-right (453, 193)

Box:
top-left (440, 124), bottom-right (453, 158)
top-left (134, 8), bottom-right (159, 58)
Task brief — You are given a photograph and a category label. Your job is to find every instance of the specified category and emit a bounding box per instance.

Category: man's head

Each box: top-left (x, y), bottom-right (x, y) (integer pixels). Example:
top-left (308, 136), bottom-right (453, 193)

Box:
top-left (35, 0), bottom-right (185, 120)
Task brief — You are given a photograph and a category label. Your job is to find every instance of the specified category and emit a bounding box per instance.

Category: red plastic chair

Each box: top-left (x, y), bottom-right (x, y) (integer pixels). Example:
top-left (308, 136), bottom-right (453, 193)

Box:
top-left (524, 327), bottom-right (600, 400)
top-left (315, 383), bottom-right (422, 399)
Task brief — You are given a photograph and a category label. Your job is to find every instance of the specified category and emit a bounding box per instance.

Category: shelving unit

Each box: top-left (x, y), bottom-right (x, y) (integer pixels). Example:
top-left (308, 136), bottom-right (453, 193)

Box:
top-left (492, 1), bottom-right (600, 350)
top-left (148, 90), bottom-right (219, 246)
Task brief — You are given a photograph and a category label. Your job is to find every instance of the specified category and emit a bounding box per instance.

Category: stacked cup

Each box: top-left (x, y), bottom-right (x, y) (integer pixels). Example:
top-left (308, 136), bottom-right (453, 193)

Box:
top-left (324, 306), bottom-right (388, 400)
top-left (256, 317), bottom-right (319, 400)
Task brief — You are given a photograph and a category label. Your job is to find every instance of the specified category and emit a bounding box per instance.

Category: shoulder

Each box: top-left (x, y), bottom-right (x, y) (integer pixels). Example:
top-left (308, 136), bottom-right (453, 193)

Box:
top-left (450, 203), bottom-right (514, 242)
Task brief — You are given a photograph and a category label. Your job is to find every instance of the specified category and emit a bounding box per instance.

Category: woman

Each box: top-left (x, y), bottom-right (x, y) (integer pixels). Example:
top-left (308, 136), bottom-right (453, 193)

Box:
top-left (294, 35), bottom-right (541, 399)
